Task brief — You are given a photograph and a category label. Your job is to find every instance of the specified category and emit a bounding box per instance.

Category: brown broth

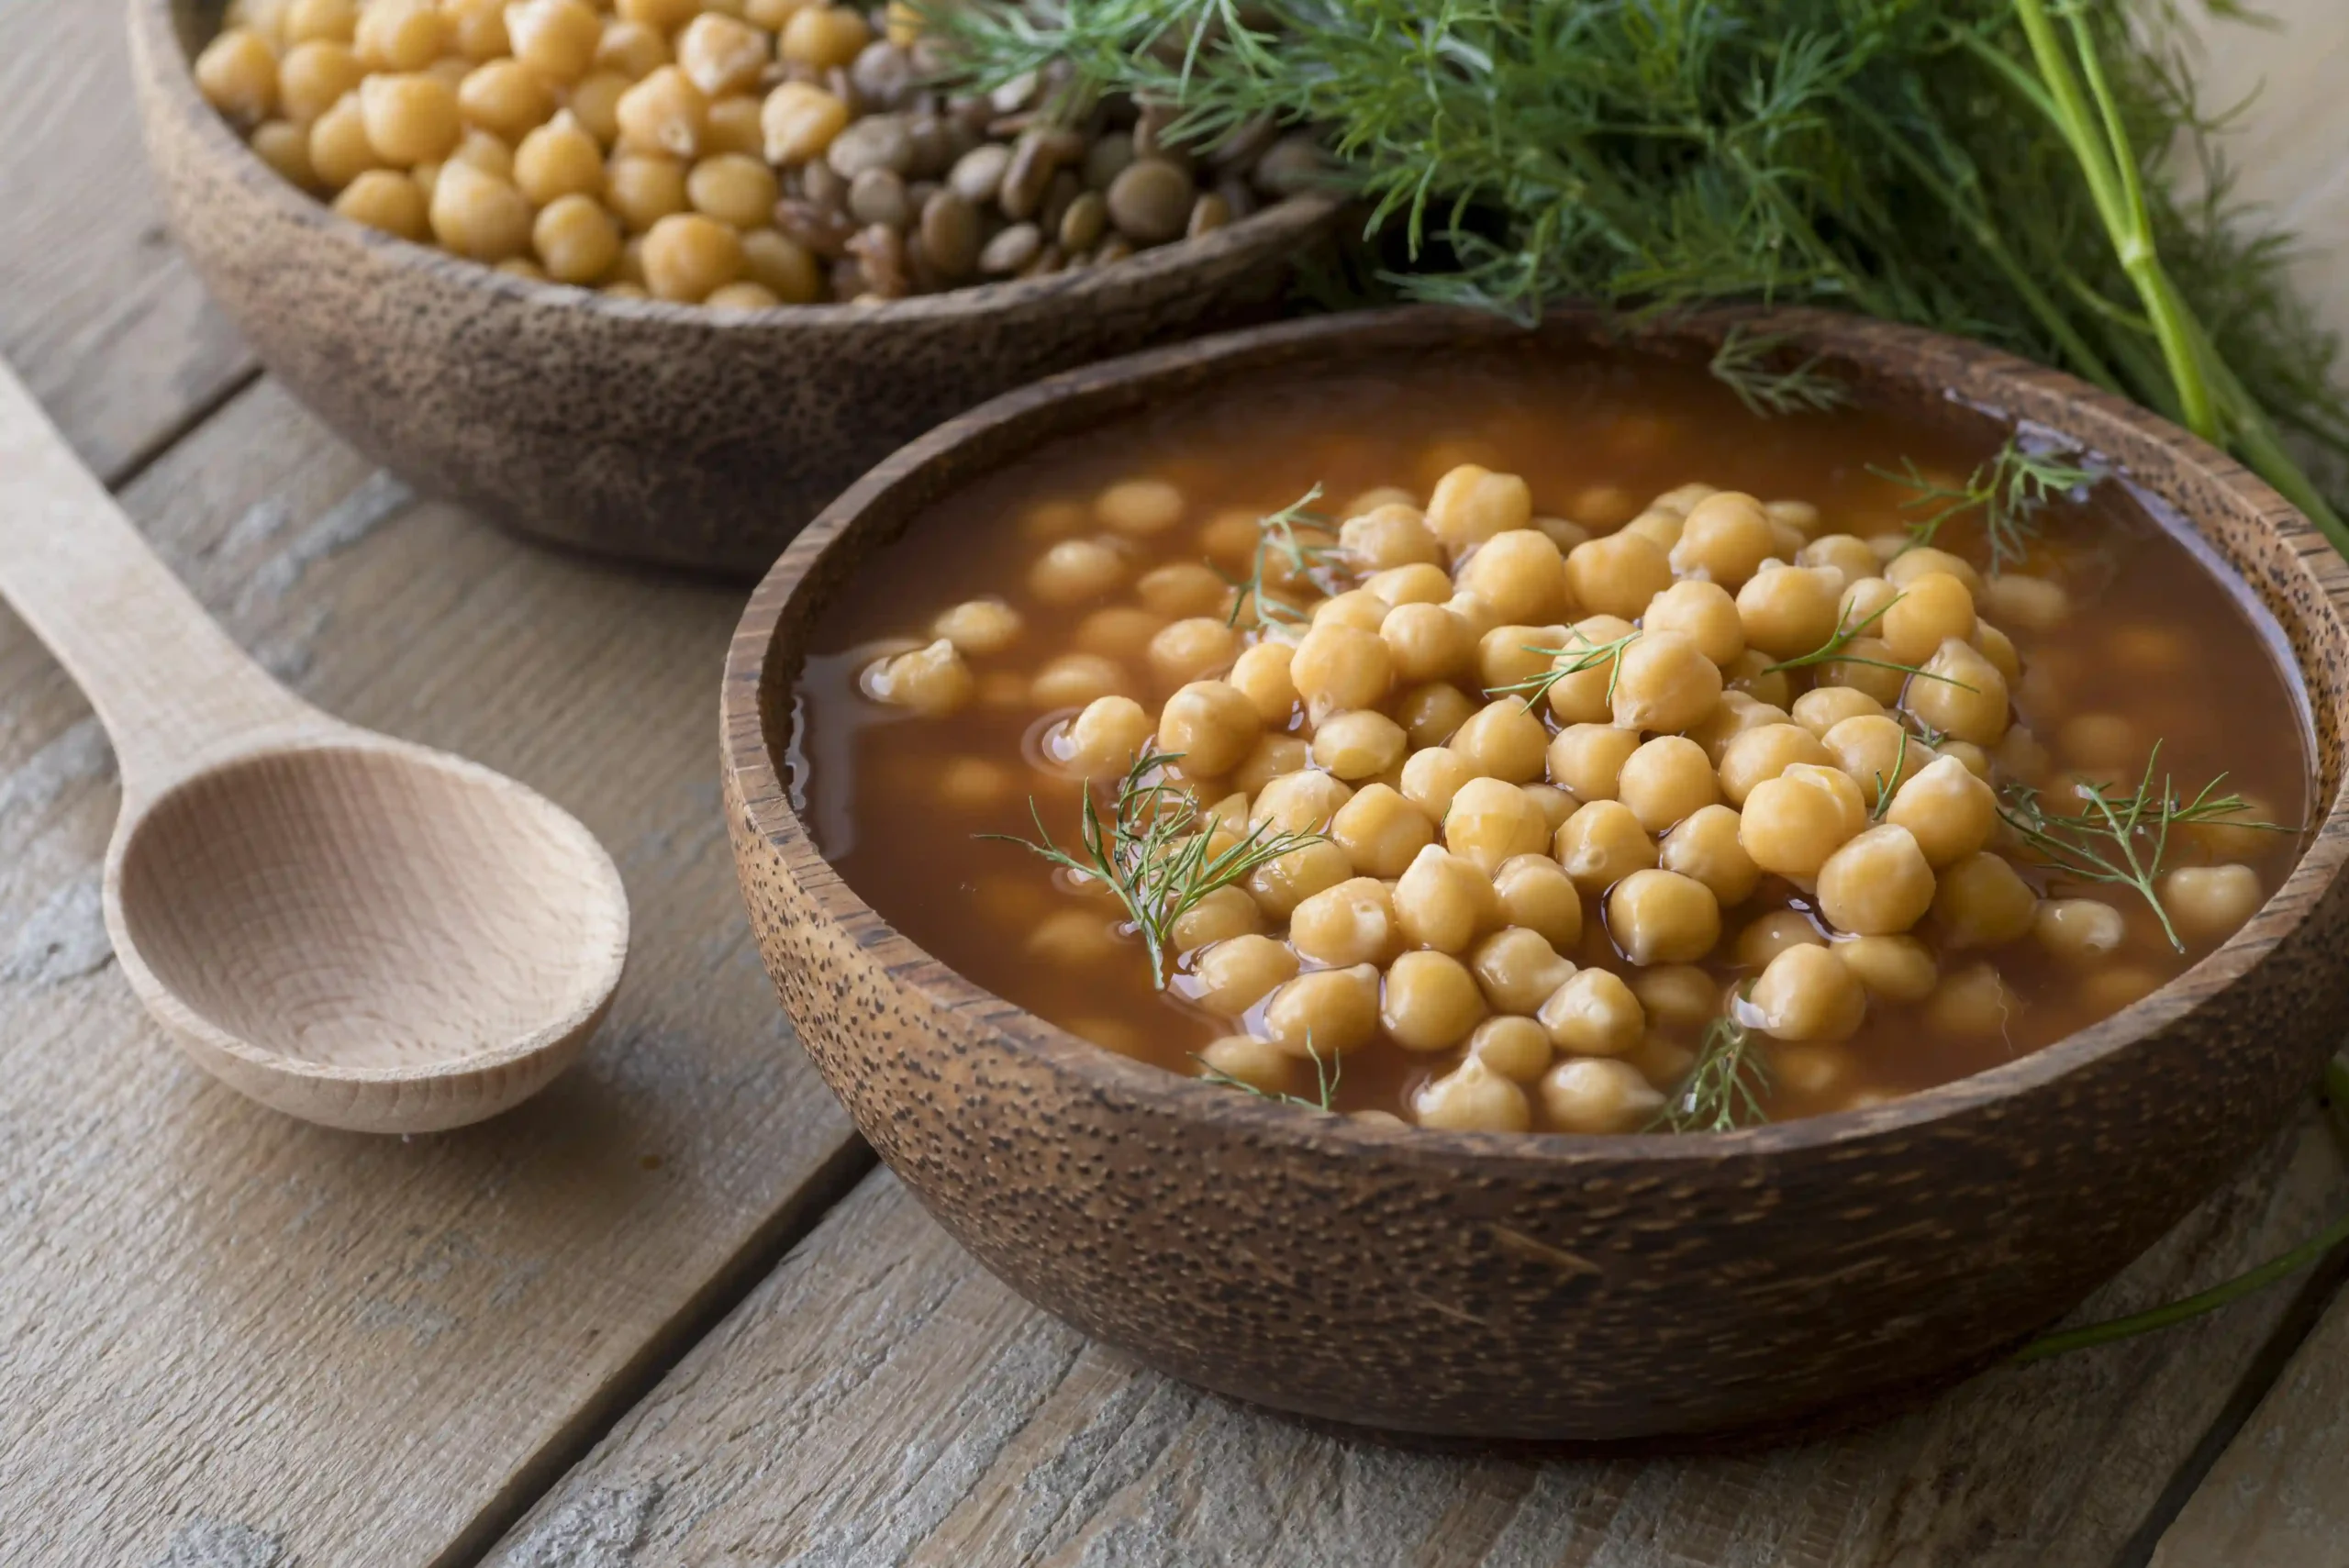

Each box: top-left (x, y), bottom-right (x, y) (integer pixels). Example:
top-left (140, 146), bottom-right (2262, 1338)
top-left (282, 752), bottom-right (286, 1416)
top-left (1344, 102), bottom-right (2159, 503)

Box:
top-left (792, 345), bottom-right (2313, 1127)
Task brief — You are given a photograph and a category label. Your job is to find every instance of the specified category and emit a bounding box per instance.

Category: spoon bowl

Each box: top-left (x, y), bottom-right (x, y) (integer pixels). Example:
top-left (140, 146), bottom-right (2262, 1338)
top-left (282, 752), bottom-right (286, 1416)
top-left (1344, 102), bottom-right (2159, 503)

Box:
top-left (1, 362), bottom-right (628, 1132)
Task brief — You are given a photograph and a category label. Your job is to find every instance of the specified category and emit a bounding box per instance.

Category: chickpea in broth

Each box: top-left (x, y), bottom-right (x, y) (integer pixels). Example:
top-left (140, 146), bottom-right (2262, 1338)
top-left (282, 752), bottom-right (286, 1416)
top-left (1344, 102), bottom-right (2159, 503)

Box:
top-left (798, 350), bottom-right (2310, 1133)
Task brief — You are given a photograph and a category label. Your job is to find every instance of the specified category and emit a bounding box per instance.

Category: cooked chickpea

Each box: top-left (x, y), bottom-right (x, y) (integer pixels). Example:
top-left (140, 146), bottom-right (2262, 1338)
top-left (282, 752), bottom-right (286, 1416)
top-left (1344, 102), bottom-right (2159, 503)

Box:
top-left (1469, 926), bottom-right (1575, 1014)
top-left (1993, 726), bottom-right (2054, 787)
top-left (1083, 478), bottom-right (1182, 539)
top-left (1449, 698), bottom-right (1549, 784)
top-left (1248, 771), bottom-right (1347, 837)
top-left (1319, 786), bottom-right (1426, 882)
top-left (1388, 683), bottom-right (1469, 751)
top-left (1456, 529), bottom-right (1569, 624)
top-left (1884, 545), bottom-right (1982, 595)
top-left (1610, 629), bottom-right (1722, 734)
top-left (1215, 643), bottom-right (1292, 728)
top-left (1822, 715), bottom-right (1930, 809)
top-left (1279, 878), bottom-right (1393, 969)
top-left (1187, 933), bottom-right (1300, 1016)
top-left (1030, 652), bottom-right (1127, 708)
top-left (2082, 966), bottom-right (2164, 1014)
top-left (1716, 722), bottom-right (1831, 806)
top-left (1171, 884), bottom-right (1262, 951)
top-left (867, 638), bottom-right (974, 716)
top-left (2031, 898), bottom-right (2126, 964)
top-left (1614, 735), bottom-right (1719, 832)
top-left (1535, 1058), bottom-right (1660, 1133)
top-left (1245, 839), bottom-right (1353, 921)
top-left (1899, 639), bottom-right (2010, 746)
top-left (1442, 776), bottom-right (1548, 875)
top-left (1932, 851), bottom-right (2039, 947)
top-left (1521, 783), bottom-right (1576, 834)
top-left (1148, 679), bottom-right (1258, 777)
top-left (931, 597), bottom-right (1023, 657)
top-left (1657, 804), bottom-right (1760, 906)
top-left (1492, 854), bottom-right (1583, 950)
top-left (1720, 649), bottom-right (1793, 708)
top-left (1628, 964), bottom-right (1716, 1030)
top-left (332, 167), bottom-right (429, 238)
top-left (2187, 794), bottom-right (2283, 861)
top-left (1734, 565), bottom-right (1842, 661)
top-left (1669, 491), bottom-right (1776, 587)
top-left (1289, 623), bottom-right (1393, 723)
top-left (1143, 617), bottom-right (1238, 691)
top-left (1814, 824), bottom-right (1936, 936)
top-left (1029, 538), bottom-right (1129, 606)
top-left (1744, 942), bottom-right (1865, 1042)
top-left (1882, 754), bottom-right (1997, 869)
top-left (1467, 1016), bottom-right (1553, 1082)
top-left (1415, 1057), bottom-right (1532, 1132)
top-left (1980, 571), bottom-right (2071, 633)
top-left (1340, 503), bottom-right (1442, 570)
top-left (1392, 844), bottom-right (1499, 953)
top-left (1972, 621), bottom-right (2021, 684)
top-left (1607, 868), bottom-right (1720, 965)
top-left (1398, 745), bottom-right (1475, 822)
top-left (1536, 967), bottom-right (1644, 1055)
top-left (1311, 590), bottom-right (1389, 635)
top-left (450, 127), bottom-right (514, 178)
top-left (1644, 580), bottom-right (1745, 665)
top-left (1791, 685), bottom-right (1885, 740)
top-left (1879, 572), bottom-right (1976, 664)
top-left (1798, 532), bottom-right (1880, 586)
top-left (1128, 562), bottom-right (1224, 620)
top-left (1832, 933), bottom-right (1938, 1002)
top-left (1564, 531), bottom-right (1673, 621)
top-left (1475, 623), bottom-right (1563, 695)
top-left (1380, 603), bottom-right (1475, 683)
top-left (1380, 949), bottom-right (1487, 1050)
top-left (1687, 691), bottom-right (1790, 765)
top-left (1364, 563), bottom-right (1454, 608)
top-left (1925, 962), bottom-right (2015, 1036)
top-left (428, 157), bottom-right (532, 260)
top-left (1534, 616), bottom-right (1633, 724)
top-left (674, 10), bottom-right (768, 96)
top-left (457, 60), bottom-right (555, 142)
top-left (1837, 575), bottom-right (1900, 632)
top-left (1303, 710), bottom-right (1399, 782)
top-left (1425, 463), bottom-right (1532, 551)
top-left (1057, 695), bottom-right (1152, 777)
top-left (1738, 762), bottom-right (1866, 881)
top-left (933, 756), bottom-right (1014, 813)
top-left (640, 210), bottom-right (741, 301)
top-left (1553, 799), bottom-right (1657, 896)
top-left (1938, 739), bottom-right (1994, 781)
top-left (1197, 1034), bottom-right (1298, 1096)
top-left (531, 193), bottom-right (622, 283)
top-left (2159, 864), bottom-right (2263, 943)
top-left (2055, 712), bottom-right (2141, 773)
top-left (1735, 909), bottom-right (1825, 970)
top-left (1026, 906), bottom-right (1123, 967)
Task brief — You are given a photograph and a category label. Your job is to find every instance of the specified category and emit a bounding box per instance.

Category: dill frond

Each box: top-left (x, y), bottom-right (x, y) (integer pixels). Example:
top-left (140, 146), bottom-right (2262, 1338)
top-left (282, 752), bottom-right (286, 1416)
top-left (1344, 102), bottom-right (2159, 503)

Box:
top-left (1761, 594), bottom-right (1973, 690)
top-left (1192, 1036), bottom-right (1343, 1111)
top-left (1876, 437), bottom-right (2099, 573)
top-left (1656, 996), bottom-right (1771, 1133)
top-left (1709, 325), bottom-right (1852, 418)
top-left (1486, 628), bottom-right (1640, 711)
top-left (1222, 484), bottom-right (1334, 629)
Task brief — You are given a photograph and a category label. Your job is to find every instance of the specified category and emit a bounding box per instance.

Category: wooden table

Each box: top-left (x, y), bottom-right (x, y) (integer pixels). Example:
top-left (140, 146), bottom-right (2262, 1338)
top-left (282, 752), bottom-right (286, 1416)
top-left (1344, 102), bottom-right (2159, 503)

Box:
top-left (5, 10), bottom-right (2346, 1565)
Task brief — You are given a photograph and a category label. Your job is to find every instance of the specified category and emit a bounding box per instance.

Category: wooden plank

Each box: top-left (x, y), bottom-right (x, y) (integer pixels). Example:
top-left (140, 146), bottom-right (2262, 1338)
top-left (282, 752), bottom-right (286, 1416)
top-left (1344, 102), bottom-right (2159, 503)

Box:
top-left (488, 1105), bottom-right (2347, 1568)
top-left (0, 378), bottom-right (867, 1565)
top-left (0, 0), bottom-right (253, 480)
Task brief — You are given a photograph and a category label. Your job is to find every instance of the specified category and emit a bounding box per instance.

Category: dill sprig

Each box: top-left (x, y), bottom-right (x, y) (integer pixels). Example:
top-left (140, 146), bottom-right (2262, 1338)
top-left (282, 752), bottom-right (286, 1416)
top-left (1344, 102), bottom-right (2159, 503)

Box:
top-left (1221, 484), bottom-right (1333, 628)
top-left (928, 0), bottom-right (2349, 550)
top-left (1655, 993), bottom-right (1771, 1133)
top-left (1996, 743), bottom-right (2296, 952)
top-left (1869, 728), bottom-right (1910, 820)
top-left (1709, 325), bottom-right (1852, 418)
top-left (1486, 628), bottom-right (1640, 711)
top-left (979, 744), bottom-right (1328, 985)
top-left (1762, 595), bottom-right (1972, 690)
top-left (1876, 437), bottom-right (2100, 573)
top-left (1192, 1037), bottom-right (1342, 1112)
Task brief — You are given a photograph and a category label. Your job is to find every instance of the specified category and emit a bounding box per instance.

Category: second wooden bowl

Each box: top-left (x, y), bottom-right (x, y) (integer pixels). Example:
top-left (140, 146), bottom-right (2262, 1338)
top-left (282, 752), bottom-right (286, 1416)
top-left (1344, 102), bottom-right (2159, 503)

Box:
top-left (723, 306), bottom-right (2349, 1441)
top-left (127, 0), bottom-right (1336, 574)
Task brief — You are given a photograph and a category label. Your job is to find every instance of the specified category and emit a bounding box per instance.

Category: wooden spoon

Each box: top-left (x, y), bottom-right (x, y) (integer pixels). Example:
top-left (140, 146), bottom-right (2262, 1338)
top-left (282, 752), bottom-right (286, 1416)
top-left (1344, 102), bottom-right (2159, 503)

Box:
top-left (0, 367), bottom-right (629, 1132)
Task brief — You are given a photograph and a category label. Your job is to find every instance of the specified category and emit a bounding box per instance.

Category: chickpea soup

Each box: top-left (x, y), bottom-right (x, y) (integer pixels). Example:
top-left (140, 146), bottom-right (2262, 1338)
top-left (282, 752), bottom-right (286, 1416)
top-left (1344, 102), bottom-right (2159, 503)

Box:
top-left (792, 345), bottom-right (2312, 1134)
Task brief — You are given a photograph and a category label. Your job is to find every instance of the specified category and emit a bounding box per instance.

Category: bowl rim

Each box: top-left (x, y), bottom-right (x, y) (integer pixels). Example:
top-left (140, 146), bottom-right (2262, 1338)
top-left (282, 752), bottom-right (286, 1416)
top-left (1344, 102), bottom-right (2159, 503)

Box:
top-left (130, 0), bottom-right (1342, 328)
top-left (722, 303), bottom-right (2349, 1167)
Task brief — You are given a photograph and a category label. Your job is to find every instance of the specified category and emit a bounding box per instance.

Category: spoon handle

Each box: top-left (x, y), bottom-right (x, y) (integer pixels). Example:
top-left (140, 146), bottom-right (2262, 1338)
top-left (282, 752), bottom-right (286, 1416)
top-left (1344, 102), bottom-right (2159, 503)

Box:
top-left (0, 361), bottom-right (314, 806)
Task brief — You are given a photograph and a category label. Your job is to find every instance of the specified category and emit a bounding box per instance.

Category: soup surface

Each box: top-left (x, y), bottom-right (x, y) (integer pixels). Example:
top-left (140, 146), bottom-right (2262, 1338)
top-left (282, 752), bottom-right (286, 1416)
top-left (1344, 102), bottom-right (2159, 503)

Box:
top-left (793, 344), bottom-right (2311, 1133)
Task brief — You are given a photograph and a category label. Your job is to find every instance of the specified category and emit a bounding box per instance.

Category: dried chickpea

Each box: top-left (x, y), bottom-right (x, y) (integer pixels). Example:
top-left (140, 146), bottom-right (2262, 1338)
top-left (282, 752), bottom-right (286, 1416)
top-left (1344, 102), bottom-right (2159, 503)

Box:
top-left (1607, 868), bottom-right (1720, 965)
top-left (1833, 933), bottom-right (1938, 1002)
top-left (512, 113), bottom-right (604, 206)
top-left (1643, 580), bottom-right (1744, 665)
top-left (1925, 962), bottom-right (2016, 1036)
top-left (1886, 545), bottom-right (1983, 595)
top-left (1246, 840), bottom-right (1353, 921)
top-left (449, 127), bottom-right (514, 177)
top-left (1492, 854), bottom-right (1582, 951)
top-left (331, 166), bottom-right (428, 236)
top-left (1881, 572), bottom-right (1976, 665)
top-left (307, 92), bottom-right (384, 187)
top-left (456, 60), bottom-right (554, 141)
top-left (1615, 736), bottom-right (1718, 833)
top-left (1823, 715), bottom-right (1929, 808)
top-left (1153, 680), bottom-right (1260, 776)
top-left (1669, 492), bottom-right (1776, 587)
top-left (1980, 571), bottom-right (2071, 633)
top-left (1542, 1057), bottom-right (1665, 1133)
top-left (1399, 746), bottom-right (1475, 822)
top-left (1394, 683), bottom-right (1475, 751)
top-left (2160, 864), bottom-right (2263, 942)
top-left (606, 151), bottom-right (688, 231)
top-left (251, 118), bottom-right (316, 187)
top-left (1324, 785), bottom-right (1430, 879)
top-left (640, 210), bottom-right (741, 301)
top-left (1884, 754), bottom-right (1996, 868)
top-left (285, 0), bottom-right (355, 43)
top-left (1815, 824), bottom-right (1937, 935)
top-left (1457, 529), bottom-right (1569, 624)
top-left (507, 0), bottom-right (601, 82)
top-left (595, 17), bottom-right (669, 77)
top-left (760, 80), bottom-right (849, 164)
top-left (1030, 652), bottom-right (1127, 708)
top-left (616, 0), bottom-right (698, 28)
top-left (1744, 942), bottom-right (1865, 1042)
top-left (1379, 603), bottom-right (1474, 683)
top-left (1469, 927), bottom-right (1575, 1015)
top-left (1187, 934), bottom-right (1299, 1016)
top-left (1393, 844), bottom-right (1498, 953)
top-left (1739, 762), bottom-right (1866, 881)
top-left (353, 0), bottom-right (442, 70)
top-left (1029, 538), bottom-right (1128, 606)
top-left (866, 638), bottom-right (973, 716)
top-left (1340, 504), bottom-right (1442, 570)
top-left (428, 157), bottom-right (531, 260)
top-left (277, 39), bottom-right (361, 124)
top-left (1467, 1016), bottom-right (1553, 1082)
top-left (1425, 464), bottom-right (1531, 551)
top-left (1197, 1034), bottom-right (1298, 1096)
top-left (1537, 968), bottom-right (1644, 1056)
top-left (1251, 770), bottom-right (1350, 832)
top-left (1632, 964), bottom-right (1718, 1029)
top-left (1415, 1057), bottom-right (1532, 1132)
top-left (1716, 722), bottom-right (1831, 806)
top-left (1564, 531), bottom-right (1673, 620)
top-left (617, 65), bottom-right (706, 160)
top-left (1553, 799), bottom-right (1657, 896)
top-left (779, 4), bottom-right (873, 70)
top-left (674, 10), bottom-right (769, 95)
top-left (1735, 908), bottom-right (1826, 969)
top-left (1791, 685), bottom-right (1884, 740)
top-left (1610, 629), bottom-right (1722, 734)
top-left (1932, 851), bottom-right (2038, 947)
top-left (1450, 698), bottom-right (1549, 784)
top-left (1658, 804), bottom-right (1759, 906)
top-left (1735, 564), bottom-right (1842, 660)
top-left (684, 151), bottom-right (777, 228)
top-left (1380, 949), bottom-right (1486, 1051)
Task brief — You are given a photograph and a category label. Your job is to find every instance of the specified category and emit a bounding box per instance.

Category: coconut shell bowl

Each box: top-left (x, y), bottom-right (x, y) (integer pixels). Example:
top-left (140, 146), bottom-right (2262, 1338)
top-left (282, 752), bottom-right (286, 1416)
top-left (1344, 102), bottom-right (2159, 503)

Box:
top-left (127, 0), bottom-right (1336, 575)
top-left (729, 305), bottom-right (2349, 1445)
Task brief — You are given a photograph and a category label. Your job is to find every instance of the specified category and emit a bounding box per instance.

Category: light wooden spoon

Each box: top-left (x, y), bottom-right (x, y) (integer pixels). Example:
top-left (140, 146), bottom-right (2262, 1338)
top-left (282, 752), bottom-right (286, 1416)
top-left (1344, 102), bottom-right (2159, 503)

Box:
top-left (0, 367), bottom-right (629, 1132)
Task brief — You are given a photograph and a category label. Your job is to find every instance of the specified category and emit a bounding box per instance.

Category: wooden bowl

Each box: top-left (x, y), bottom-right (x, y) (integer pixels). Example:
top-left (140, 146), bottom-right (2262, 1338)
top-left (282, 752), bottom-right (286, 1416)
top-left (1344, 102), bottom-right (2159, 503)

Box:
top-left (721, 306), bottom-right (2349, 1441)
top-left (126, 0), bottom-right (1338, 575)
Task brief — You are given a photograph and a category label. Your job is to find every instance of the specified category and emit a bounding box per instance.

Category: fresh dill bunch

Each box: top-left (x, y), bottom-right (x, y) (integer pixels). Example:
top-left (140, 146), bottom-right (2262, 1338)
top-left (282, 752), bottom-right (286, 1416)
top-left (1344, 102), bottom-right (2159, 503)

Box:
top-left (979, 744), bottom-right (1327, 984)
top-left (1656, 994), bottom-right (1771, 1133)
top-left (928, 0), bottom-right (2349, 550)
top-left (1997, 744), bottom-right (2297, 951)
top-left (1876, 437), bottom-right (2100, 573)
